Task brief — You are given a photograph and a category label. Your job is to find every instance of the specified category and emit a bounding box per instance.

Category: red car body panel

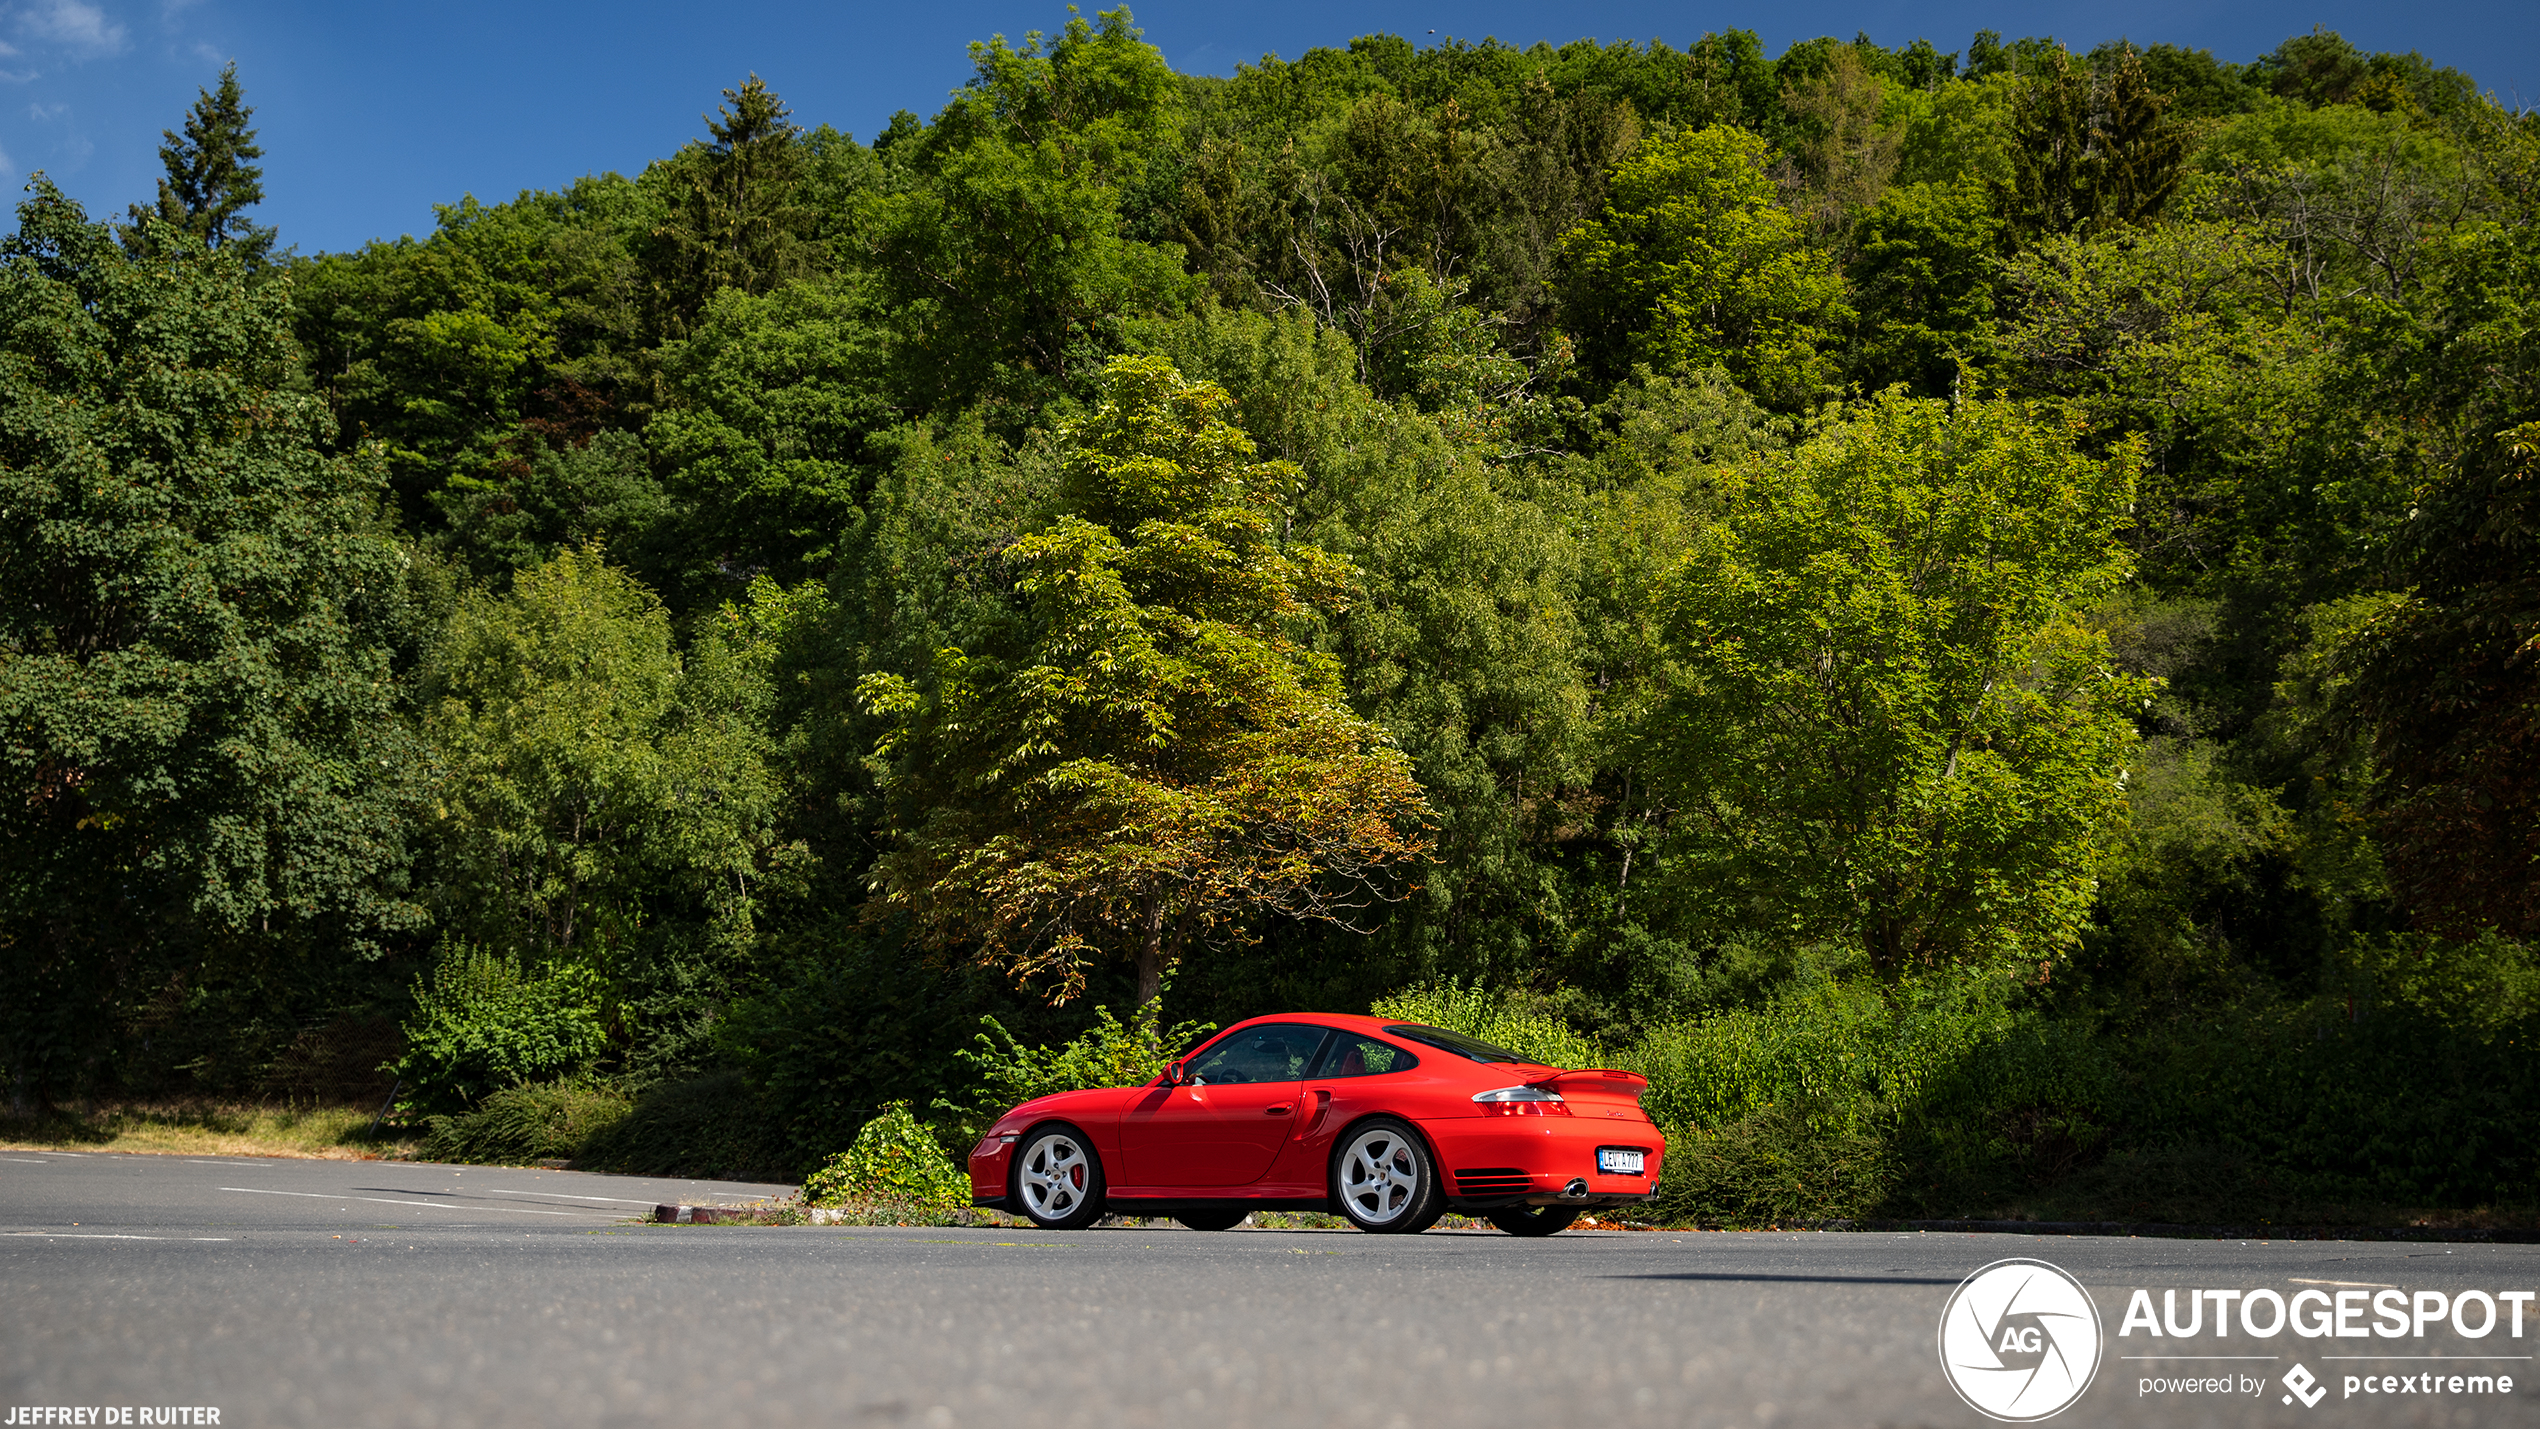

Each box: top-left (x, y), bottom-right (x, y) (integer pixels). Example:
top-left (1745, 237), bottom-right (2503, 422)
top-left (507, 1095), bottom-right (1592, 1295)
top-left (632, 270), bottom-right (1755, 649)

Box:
top-left (966, 1012), bottom-right (1666, 1216)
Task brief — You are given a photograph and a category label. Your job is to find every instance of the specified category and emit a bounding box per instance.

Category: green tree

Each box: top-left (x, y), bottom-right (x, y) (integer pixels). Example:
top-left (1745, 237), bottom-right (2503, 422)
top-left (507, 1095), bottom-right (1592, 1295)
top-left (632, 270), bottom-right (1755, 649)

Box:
top-left (1643, 394), bottom-right (2149, 980)
top-left (2331, 219), bottom-right (2540, 940)
top-left (1991, 221), bottom-right (2337, 600)
top-left (1561, 125), bottom-right (1851, 405)
top-left (290, 178), bottom-right (654, 530)
top-left (860, 8), bottom-right (1194, 412)
top-left (1777, 48), bottom-right (1903, 238)
top-left (643, 276), bottom-right (893, 607)
top-left (2090, 46), bottom-right (2189, 228)
top-left (1845, 179), bottom-right (2001, 395)
top-left (859, 356), bottom-right (1435, 1006)
top-left (421, 545), bottom-right (792, 1065)
top-left (1140, 307), bottom-right (1609, 1010)
top-left (2004, 47), bottom-right (2187, 240)
top-left (126, 62), bottom-right (278, 269)
top-left (0, 182), bottom-right (424, 1106)
top-left (645, 77), bottom-right (820, 339)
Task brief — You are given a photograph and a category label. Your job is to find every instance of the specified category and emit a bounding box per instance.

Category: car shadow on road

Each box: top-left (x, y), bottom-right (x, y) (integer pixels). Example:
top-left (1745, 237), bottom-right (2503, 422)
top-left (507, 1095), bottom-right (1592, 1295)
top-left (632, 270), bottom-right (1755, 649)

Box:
top-left (1606, 1271), bottom-right (1965, 1285)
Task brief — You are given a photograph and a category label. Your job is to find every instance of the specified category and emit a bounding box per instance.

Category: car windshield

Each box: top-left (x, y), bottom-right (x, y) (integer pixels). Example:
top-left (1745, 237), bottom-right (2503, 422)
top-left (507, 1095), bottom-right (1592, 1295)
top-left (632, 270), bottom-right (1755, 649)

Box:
top-left (1383, 1024), bottom-right (1531, 1064)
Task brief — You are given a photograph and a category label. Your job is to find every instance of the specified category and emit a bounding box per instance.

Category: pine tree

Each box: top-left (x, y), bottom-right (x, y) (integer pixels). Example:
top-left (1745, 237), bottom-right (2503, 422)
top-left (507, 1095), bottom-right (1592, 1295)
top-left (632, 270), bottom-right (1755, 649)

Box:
top-left (127, 62), bottom-right (278, 267)
top-left (2090, 46), bottom-right (2187, 227)
top-left (2004, 46), bottom-right (2186, 239)
top-left (645, 76), bottom-right (816, 337)
top-left (2005, 50), bottom-right (2095, 238)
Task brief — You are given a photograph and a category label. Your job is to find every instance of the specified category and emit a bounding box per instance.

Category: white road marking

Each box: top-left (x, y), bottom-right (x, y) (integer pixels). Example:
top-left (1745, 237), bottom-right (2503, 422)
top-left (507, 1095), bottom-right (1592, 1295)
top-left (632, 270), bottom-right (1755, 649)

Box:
top-left (2, 1157), bottom-right (54, 1164)
top-left (31, 1151), bottom-right (86, 1157)
top-left (222, 1187), bottom-right (583, 1216)
top-left (182, 1159), bottom-right (265, 1166)
top-left (4, 1232), bottom-right (229, 1241)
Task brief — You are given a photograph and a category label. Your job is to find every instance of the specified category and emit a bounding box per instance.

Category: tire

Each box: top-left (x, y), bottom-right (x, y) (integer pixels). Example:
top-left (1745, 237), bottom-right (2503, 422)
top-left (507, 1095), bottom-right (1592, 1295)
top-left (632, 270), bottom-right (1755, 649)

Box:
top-left (1330, 1116), bottom-right (1444, 1234)
top-left (1012, 1124), bottom-right (1106, 1230)
top-left (1486, 1204), bottom-right (1580, 1237)
top-left (1172, 1208), bottom-right (1249, 1232)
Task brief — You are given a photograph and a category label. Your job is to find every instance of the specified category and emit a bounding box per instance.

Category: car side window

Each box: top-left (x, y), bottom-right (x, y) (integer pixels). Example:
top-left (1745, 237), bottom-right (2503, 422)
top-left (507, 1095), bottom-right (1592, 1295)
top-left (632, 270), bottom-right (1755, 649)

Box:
top-left (1311, 1035), bottom-right (1415, 1079)
top-left (1184, 1024), bottom-right (1331, 1085)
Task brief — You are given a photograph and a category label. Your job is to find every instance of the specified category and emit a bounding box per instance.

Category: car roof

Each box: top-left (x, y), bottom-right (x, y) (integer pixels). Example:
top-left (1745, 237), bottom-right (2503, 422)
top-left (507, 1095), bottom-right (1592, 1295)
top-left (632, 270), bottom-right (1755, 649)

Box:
top-left (1219, 1011), bottom-right (1443, 1038)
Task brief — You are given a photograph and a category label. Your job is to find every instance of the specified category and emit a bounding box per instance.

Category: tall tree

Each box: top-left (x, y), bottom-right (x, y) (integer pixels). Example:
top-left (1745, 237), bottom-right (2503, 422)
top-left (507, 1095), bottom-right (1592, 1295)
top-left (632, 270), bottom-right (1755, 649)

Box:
top-left (2005, 47), bottom-right (2187, 239)
top-left (2332, 210), bottom-right (2540, 941)
top-left (1560, 125), bottom-right (1851, 406)
top-left (1643, 394), bottom-right (2149, 980)
top-left (1, 182), bottom-right (420, 1108)
top-left (858, 8), bottom-right (1194, 411)
top-left (646, 76), bottom-right (819, 338)
top-left (859, 356), bottom-right (1435, 1006)
top-left (2091, 46), bottom-right (2189, 228)
top-left (128, 62), bottom-right (278, 268)
top-left (1779, 48), bottom-right (1903, 239)
top-left (421, 545), bottom-right (792, 1068)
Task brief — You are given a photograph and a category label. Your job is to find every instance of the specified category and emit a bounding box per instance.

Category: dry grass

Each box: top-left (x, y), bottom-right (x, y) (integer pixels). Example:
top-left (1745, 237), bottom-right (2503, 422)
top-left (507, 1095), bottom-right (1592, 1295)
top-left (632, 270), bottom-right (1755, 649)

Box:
top-left (0, 1102), bottom-right (420, 1161)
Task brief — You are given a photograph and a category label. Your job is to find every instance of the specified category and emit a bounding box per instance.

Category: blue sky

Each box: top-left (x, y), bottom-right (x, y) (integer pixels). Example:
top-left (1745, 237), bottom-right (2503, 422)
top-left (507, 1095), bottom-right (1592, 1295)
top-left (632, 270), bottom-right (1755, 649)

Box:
top-left (7, 0), bottom-right (2532, 256)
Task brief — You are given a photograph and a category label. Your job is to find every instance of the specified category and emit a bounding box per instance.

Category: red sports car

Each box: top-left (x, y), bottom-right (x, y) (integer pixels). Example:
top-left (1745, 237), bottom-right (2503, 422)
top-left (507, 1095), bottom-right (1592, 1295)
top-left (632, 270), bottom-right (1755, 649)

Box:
top-left (966, 1013), bottom-right (1665, 1235)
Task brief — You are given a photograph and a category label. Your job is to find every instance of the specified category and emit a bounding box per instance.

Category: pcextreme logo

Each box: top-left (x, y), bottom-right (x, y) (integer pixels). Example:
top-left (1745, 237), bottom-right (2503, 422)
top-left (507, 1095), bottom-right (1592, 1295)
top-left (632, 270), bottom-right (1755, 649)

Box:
top-left (1938, 1258), bottom-right (2105, 1421)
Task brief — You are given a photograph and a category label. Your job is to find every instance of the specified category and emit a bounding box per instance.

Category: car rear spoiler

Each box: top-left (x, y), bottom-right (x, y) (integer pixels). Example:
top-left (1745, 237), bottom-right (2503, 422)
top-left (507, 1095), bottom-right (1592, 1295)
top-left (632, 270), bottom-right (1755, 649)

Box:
top-left (1530, 1068), bottom-right (1649, 1094)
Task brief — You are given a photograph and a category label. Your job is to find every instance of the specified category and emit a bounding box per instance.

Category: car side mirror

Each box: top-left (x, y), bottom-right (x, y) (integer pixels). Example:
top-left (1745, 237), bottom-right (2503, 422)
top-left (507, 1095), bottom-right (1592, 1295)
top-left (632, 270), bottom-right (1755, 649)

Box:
top-left (1163, 1060), bottom-right (1188, 1087)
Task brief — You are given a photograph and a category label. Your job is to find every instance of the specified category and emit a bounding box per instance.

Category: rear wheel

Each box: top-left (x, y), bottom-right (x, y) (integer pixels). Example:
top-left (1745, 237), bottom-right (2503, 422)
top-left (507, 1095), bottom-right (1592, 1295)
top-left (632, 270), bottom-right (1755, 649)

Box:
top-left (1172, 1208), bottom-right (1249, 1232)
top-left (1486, 1204), bottom-right (1580, 1237)
top-left (1331, 1117), bottom-right (1444, 1233)
top-left (1013, 1124), bottom-right (1105, 1229)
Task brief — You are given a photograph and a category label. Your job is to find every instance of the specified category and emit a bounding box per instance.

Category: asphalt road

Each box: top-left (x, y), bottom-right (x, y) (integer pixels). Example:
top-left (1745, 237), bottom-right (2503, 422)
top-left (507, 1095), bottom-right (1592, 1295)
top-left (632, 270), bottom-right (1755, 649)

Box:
top-left (4, 1150), bottom-right (2536, 1428)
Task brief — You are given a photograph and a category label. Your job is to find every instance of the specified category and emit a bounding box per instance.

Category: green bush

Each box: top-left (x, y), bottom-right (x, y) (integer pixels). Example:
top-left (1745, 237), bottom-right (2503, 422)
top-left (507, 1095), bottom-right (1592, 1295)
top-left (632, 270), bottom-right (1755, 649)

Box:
top-left (2113, 999), bottom-right (2540, 1212)
top-left (1651, 1097), bottom-right (1901, 1226)
top-left (1379, 961), bottom-right (2540, 1225)
top-left (574, 1070), bottom-right (797, 1182)
top-left (1369, 982), bottom-right (1607, 1070)
top-left (418, 1080), bottom-right (632, 1165)
top-left (390, 943), bottom-right (607, 1116)
top-left (934, 1001), bottom-right (1215, 1150)
top-left (803, 1102), bottom-right (971, 1209)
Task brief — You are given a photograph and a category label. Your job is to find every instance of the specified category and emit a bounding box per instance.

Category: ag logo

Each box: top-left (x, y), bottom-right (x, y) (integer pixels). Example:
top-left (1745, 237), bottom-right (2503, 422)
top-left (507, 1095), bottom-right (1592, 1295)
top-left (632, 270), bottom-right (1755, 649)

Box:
top-left (1938, 1257), bottom-right (2103, 1421)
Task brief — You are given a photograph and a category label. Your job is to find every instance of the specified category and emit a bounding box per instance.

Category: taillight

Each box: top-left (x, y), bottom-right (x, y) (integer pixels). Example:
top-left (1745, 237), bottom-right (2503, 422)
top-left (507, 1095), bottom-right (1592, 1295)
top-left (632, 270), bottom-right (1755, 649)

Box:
top-left (1473, 1085), bottom-right (1568, 1116)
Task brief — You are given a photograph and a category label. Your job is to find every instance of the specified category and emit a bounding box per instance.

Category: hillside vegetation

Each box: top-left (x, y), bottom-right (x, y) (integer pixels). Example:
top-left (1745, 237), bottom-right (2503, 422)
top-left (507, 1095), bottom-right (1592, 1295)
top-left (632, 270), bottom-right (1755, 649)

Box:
top-left (4, 20), bottom-right (2534, 1222)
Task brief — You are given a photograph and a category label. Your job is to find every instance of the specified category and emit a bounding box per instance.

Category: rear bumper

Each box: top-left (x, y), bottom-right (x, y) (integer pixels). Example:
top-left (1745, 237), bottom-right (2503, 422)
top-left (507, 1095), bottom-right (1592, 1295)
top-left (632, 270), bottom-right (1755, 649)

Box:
top-left (1422, 1117), bottom-right (1664, 1208)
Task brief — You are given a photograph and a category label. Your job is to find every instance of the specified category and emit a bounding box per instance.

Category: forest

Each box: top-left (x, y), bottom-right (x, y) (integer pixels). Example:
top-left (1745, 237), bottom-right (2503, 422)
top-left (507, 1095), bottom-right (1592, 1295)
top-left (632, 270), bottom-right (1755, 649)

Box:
top-left (4, 12), bottom-right (2535, 1224)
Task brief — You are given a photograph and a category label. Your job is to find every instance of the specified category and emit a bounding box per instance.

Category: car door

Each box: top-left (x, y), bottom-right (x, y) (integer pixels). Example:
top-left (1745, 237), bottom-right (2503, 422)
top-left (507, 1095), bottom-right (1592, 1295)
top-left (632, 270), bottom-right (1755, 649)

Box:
top-left (1119, 1023), bottom-right (1332, 1188)
top-left (1260, 1030), bottom-right (1423, 1190)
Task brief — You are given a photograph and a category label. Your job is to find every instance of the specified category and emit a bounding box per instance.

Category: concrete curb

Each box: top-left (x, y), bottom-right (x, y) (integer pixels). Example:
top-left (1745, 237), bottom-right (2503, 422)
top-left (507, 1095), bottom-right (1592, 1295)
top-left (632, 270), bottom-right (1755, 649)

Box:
top-left (653, 1203), bottom-right (755, 1224)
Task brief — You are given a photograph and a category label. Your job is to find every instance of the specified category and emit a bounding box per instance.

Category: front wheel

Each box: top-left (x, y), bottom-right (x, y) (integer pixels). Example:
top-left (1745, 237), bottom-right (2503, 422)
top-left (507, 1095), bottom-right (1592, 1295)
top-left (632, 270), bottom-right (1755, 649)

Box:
top-left (1013, 1124), bottom-right (1105, 1229)
top-left (1331, 1117), bottom-right (1444, 1233)
top-left (1486, 1204), bottom-right (1580, 1237)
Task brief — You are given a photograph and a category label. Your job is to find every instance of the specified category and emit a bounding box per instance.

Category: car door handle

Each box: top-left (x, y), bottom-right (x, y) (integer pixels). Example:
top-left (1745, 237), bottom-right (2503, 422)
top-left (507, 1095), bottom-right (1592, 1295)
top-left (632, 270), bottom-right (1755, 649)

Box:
top-left (1265, 1103), bottom-right (1293, 1115)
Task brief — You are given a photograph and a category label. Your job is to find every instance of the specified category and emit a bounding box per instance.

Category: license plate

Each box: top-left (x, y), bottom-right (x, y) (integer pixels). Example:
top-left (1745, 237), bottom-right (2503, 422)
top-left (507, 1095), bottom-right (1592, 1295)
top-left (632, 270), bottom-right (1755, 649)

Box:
top-left (1598, 1148), bottom-right (1644, 1175)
